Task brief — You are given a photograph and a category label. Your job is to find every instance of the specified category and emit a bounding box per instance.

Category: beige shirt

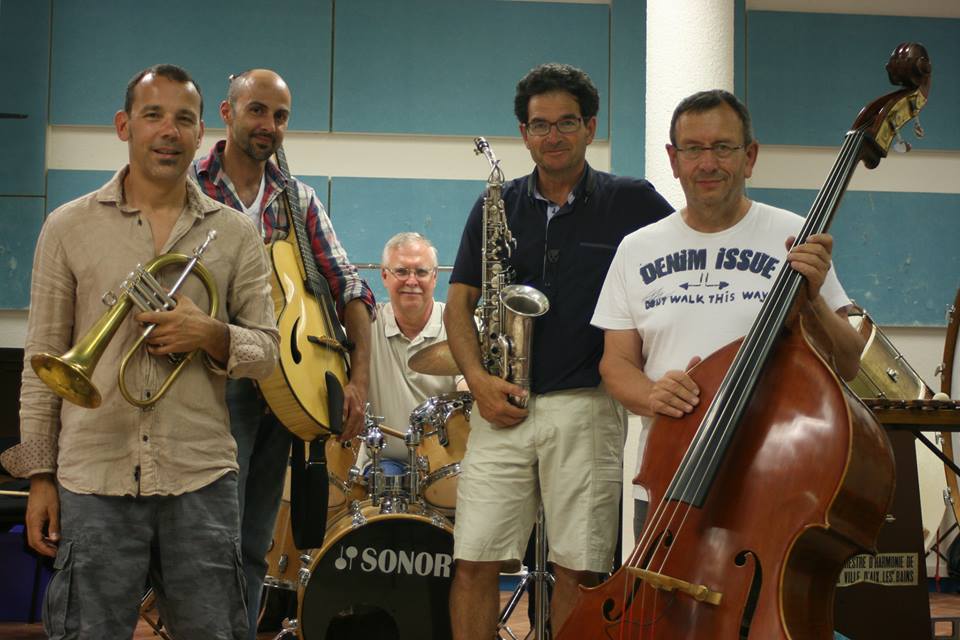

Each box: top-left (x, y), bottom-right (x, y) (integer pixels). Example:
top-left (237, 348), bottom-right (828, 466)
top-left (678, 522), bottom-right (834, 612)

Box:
top-left (367, 301), bottom-right (459, 461)
top-left (1, 168), bottom-right (279, 496)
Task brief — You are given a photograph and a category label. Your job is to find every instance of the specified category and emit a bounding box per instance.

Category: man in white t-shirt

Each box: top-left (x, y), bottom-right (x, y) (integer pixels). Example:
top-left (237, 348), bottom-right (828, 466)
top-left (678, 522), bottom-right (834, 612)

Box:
top-left (591, 89), bottom-right (865, 537)
top-left (366, 232), bottom-right (459, 469)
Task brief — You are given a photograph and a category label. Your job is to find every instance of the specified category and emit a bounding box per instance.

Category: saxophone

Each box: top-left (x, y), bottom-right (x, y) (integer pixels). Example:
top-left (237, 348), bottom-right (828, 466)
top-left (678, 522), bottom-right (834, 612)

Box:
top-left (473, 137), bottom-right (550, 408)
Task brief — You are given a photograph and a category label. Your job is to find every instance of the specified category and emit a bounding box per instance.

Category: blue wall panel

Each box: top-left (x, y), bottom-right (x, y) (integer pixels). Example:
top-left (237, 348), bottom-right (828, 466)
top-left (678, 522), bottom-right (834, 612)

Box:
top-left (748, 187), bottom-right (960, 326)
top-left (329, 177), bottom-right (485, 302)
top-left (747, 12), bottom-right (958, 150)
top-left (47, 170), bottom-right (115, 213)
top-left (0, 197), bottom-right (45, 308)
top-left (50, 0), bottom-right (332, 131)
top-left (0, 0), bottom-right (50, 196)
top-left (610, 0), bottom-right (645, 177)
top-left (333, 0), bottom-right (609, 137)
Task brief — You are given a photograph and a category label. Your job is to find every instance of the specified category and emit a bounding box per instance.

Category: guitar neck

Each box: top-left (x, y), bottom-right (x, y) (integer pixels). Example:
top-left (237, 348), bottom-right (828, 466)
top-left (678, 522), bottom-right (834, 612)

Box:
top-left (274, 146), bottom-right (350, 347)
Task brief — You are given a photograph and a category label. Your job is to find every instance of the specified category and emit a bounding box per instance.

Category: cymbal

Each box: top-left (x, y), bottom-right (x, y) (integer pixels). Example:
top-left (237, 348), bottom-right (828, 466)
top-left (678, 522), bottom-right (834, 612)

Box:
top-left (408, 340), bottom-right (461, 376)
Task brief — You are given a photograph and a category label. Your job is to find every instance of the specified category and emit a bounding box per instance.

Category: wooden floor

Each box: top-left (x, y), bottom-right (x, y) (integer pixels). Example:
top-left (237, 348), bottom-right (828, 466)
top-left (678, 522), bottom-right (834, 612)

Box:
top-left (5, 590), bottom-right (960, 638)
top-left (0, 590), bottom-right (532, 639)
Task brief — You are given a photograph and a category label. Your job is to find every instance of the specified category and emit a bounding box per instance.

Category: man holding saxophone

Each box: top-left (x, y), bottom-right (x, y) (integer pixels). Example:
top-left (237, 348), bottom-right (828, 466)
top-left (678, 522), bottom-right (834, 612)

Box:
top-left (1, 64), bottom-right (278, 638)
top-left (445, 63), bottom-right (673, 637)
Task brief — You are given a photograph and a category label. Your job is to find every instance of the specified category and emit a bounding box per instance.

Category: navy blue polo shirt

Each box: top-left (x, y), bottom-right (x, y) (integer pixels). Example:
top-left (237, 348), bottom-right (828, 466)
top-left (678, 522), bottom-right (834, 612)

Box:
top-left (450, 163), bottom-right (673, 394)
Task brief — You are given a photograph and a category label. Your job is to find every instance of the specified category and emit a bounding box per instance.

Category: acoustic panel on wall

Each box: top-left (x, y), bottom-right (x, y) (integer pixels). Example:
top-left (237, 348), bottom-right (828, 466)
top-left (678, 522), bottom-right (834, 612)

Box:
top-left (0, 198), bottom-right (45, 309)
top-left (332, 0), bottom-right (610, 138)
top-left (747, 11), bottom-right (959, 150)
top-left (49, 0), bottom-right (333, 131)
top-left (748, 186), bottom-right (960, 326)
top-left (0, 0), bottom-right (50, 197)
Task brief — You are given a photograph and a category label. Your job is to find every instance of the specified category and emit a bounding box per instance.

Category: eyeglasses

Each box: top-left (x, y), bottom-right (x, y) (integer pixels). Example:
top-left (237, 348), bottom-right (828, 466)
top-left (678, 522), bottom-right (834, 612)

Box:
top-left (673, 143), bottom-right (745, 160)
top-left (524, 117), bottom-right (583, 137)
top-left (384, 266), bottom-right (436, 281)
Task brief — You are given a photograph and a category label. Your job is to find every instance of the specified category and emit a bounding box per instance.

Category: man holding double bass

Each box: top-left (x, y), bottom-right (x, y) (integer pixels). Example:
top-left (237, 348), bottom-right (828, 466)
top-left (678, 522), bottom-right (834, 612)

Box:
top-left (592, 89), bottom-right (865, 539)
top-left (191, 68), bottom-right (375, 639)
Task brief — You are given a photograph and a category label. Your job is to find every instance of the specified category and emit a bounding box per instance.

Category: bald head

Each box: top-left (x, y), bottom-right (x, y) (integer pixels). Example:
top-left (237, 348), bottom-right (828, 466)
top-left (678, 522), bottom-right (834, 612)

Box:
top-left (221, 69), bottom-right (292, 163)
top-left (227, 69), bottom-right (291, 107)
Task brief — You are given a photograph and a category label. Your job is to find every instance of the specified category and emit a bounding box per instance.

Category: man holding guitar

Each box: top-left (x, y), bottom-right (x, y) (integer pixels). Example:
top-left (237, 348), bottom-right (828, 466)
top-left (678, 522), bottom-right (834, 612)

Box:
top-left (191, 68), bottom-right (375, 639)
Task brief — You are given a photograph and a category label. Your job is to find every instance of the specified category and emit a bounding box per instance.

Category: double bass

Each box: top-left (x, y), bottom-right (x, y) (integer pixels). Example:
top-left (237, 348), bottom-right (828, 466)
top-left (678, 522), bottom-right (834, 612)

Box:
top-left (557, 42), bottom-right (931, 639)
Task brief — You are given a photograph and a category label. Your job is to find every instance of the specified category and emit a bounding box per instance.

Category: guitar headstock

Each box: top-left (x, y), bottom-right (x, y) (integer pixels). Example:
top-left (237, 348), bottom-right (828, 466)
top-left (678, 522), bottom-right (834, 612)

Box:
top-left (853, 42), bottom-right (932, 169)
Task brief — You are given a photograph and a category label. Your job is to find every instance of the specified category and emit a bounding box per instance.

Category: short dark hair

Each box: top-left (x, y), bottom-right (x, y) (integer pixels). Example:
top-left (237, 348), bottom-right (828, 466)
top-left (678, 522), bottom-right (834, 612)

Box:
top-left (669, 89), bottom-right (752, 147)
top-left (124, 64), bottom-right (203, 117)
top-left (514, 63), bottom-right (600, 124)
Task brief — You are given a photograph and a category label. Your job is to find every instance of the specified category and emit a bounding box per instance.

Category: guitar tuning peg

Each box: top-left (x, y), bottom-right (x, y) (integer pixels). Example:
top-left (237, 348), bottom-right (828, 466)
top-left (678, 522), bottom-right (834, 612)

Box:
top-left (892, 131), bottom-right (911, 153)
top-left (913, 116), bottom-right (925, 138)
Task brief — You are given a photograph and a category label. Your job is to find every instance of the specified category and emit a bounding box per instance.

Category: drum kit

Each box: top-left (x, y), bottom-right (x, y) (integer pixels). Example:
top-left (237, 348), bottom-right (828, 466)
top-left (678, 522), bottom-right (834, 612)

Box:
top-left (265, 387), bottom-right (473, 640)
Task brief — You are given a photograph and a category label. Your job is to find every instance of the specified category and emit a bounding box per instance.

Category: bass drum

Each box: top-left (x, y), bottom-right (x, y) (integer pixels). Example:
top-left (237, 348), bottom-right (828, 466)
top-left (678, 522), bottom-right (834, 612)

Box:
top-left (848, 307), bottom-right (944, 551)
top-left (297, 501), bottom-right (454, 640)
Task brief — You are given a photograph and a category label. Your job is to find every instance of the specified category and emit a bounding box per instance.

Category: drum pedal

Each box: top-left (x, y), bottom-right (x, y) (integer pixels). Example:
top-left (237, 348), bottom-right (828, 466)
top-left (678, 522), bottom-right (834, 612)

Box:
top-left (270, 616), bottom-right (299, 639)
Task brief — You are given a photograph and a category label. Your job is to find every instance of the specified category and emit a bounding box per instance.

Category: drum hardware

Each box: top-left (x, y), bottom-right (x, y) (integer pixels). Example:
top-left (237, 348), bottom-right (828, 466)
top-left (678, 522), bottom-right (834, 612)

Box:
top-left (139, 588), bottom-right (173, 640)
top-left (497, 503), bottom-right (553, 640)
top-left (271, 616), bottom-right (298, 639)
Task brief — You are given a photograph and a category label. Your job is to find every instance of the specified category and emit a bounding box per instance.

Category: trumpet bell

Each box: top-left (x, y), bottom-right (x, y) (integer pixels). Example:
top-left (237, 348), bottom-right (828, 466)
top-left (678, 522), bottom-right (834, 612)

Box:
top-left (32, 353), bottom-right (101, 408)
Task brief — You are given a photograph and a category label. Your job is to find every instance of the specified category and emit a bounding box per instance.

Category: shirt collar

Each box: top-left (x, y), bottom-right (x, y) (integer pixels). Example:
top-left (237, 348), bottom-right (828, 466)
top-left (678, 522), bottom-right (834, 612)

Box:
top-left (382, 300), bottom-right (443, 345)
top-left (526, 161), bottom-right (596, 204)
top-left (96, 165), bottom-right (219, 219)
top-left (197, 140), bottom-right (287, 195)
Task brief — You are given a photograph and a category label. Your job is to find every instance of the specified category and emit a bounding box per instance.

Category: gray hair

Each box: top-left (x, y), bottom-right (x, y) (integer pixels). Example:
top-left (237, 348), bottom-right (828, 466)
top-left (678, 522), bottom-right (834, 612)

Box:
top-left (381, 232), bottom-right (438, 267)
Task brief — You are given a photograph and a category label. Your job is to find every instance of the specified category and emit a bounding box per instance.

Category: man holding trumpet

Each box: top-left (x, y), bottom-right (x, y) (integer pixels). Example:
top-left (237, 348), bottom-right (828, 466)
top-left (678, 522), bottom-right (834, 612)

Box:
top-left (1, 64), bottom-right (278, 639)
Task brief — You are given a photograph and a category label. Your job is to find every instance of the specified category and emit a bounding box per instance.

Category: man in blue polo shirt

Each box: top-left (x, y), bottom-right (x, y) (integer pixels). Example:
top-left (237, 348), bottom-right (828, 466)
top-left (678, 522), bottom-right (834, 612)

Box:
top-left (444, 63), bottom-right (673, 638)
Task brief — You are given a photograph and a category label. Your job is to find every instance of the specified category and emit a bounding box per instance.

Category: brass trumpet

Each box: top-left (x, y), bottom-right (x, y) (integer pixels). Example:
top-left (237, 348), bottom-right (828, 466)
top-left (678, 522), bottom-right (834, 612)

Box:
top-left (31, 230), bottom-right (219, 409)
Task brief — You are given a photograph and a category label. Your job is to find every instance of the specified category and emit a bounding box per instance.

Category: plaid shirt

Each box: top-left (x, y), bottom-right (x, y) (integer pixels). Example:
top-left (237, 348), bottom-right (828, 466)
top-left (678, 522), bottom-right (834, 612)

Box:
top-left (192, 140), bottom-right (375, 321)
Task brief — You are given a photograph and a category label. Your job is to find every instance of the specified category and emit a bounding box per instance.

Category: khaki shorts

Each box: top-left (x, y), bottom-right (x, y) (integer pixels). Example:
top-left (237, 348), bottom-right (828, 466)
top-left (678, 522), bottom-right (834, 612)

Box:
top-left (453, 385), bottom-right (624, 572)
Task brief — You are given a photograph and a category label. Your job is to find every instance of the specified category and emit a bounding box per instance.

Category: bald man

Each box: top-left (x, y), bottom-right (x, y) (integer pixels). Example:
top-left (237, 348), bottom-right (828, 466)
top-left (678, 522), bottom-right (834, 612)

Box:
top-left (191, 69), bottom-right (375, 637)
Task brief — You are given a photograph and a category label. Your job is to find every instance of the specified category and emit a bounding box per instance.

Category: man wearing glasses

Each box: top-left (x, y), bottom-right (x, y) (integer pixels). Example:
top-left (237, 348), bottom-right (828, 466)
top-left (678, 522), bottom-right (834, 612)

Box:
top-left (592, 90), bottom-right (863, 540)
top-left (190, 68), bottom-right (375, 639)
top-left (366, 232), bottom-right (459, 472)
top-left (445, 63), bottom-right (673, 638)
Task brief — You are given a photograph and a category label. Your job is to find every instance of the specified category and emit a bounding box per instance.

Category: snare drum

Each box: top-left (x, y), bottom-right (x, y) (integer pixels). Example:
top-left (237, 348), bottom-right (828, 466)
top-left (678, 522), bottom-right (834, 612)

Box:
top-left (848, 308), bottom-right (930, 400)
top-left (326, 436), bottom-right (367, 517)
top-left (411, 393), bottom-right (472, 512)
top-left (297, 501), bottom-right (455, 639)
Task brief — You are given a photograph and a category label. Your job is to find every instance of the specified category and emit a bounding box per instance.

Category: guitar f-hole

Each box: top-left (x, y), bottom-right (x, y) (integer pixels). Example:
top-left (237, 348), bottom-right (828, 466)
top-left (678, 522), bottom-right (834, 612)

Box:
top-left (290, 317), bottom-right (303, 364)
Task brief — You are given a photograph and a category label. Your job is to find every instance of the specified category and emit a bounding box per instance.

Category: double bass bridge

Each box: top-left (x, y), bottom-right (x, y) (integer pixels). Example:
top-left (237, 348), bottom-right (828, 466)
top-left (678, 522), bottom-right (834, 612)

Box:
top-left (626, 566), bottom-right (723, 606)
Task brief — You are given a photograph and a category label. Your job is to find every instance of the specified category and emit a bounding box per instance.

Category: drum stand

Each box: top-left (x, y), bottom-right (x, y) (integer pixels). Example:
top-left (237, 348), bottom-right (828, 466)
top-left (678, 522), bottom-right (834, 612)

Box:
top-left (497, 503), bottom-right (554, 640)
top-left (139, 588), bottom-right (173, 640)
